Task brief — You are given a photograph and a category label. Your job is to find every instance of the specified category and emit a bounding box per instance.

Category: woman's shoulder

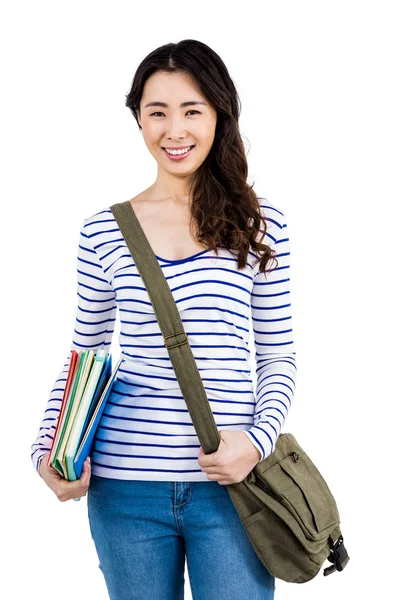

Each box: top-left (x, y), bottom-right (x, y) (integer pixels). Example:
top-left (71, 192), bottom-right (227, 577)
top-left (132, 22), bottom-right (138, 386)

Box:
top-left (256, 196), bottom-right (287, 240)
top-left (81, 205), bottom-right (116, 233)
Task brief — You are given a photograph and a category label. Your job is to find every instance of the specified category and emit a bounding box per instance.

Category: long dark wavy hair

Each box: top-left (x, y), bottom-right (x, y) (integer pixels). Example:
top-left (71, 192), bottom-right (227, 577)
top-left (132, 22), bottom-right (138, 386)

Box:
top-left (125, 39), bottom-right (278, 276)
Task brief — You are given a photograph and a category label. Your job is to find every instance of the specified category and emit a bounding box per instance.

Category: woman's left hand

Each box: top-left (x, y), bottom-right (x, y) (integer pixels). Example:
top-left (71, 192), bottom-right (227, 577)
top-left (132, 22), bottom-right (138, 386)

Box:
top-left (197, 430), bottom-right (261, 485)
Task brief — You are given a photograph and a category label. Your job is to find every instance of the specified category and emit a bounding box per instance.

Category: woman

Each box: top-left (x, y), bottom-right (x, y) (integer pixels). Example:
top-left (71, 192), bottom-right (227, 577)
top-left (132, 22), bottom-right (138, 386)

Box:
top-left (32, 39), bottom-right (297, 600)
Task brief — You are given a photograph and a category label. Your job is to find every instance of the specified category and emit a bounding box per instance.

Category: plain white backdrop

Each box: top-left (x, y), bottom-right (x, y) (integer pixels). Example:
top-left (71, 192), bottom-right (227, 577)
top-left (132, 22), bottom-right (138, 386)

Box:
top-left (1, 1), bottom-right (398, 598)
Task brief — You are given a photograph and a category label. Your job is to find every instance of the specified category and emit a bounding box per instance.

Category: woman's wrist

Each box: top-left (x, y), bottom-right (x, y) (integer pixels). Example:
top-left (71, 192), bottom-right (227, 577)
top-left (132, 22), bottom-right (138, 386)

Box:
top-left (38, 453), bottom-right (49, 478)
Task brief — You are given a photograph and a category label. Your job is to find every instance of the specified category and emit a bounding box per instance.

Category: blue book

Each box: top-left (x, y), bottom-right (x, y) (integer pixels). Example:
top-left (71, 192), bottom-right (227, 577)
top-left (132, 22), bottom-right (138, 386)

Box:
top-left (73, 354), bottom-right (123, 479)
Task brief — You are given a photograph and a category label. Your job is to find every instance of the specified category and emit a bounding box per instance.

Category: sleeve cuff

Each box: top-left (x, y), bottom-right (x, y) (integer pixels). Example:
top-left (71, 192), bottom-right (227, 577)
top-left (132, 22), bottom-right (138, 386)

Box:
top-left (244, 430), bottom-right (265, 462)
top-left (244, 423), bottom-right (277, 463)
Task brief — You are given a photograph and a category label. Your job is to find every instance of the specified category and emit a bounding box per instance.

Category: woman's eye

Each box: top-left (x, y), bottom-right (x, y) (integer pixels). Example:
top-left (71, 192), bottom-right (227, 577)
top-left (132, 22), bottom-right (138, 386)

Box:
top-left (150, 110), bottom-right (200, 117)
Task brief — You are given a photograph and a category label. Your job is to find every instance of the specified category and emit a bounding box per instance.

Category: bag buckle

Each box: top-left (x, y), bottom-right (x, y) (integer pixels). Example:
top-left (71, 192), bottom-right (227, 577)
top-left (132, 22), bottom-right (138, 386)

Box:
top-left (164, 331), bottom-right (188, 349)
top-left (323, 535), bottom-right (349, 576)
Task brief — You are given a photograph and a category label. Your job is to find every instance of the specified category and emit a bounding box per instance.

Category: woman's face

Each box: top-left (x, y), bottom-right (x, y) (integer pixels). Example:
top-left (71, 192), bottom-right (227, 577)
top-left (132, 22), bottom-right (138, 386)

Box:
top-left (138, 70), bottom-right (218, 176)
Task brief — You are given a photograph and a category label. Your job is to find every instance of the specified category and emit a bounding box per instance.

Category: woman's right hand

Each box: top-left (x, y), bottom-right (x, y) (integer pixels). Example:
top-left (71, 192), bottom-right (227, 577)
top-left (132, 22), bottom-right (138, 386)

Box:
top-left (38, 452), bottom-right (92, 502)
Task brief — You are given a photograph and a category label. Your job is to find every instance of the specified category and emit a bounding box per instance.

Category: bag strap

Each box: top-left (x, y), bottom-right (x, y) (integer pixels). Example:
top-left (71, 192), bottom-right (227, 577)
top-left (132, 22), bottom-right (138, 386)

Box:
top-left (110, 200), bottom-right (221, 455)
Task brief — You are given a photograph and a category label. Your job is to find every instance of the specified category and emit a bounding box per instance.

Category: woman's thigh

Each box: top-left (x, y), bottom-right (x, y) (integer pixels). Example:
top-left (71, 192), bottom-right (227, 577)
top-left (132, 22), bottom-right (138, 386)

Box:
top-left (87, 474), bottom-right (185, 600)
top-left (182, 481), bottom-right (275, 600)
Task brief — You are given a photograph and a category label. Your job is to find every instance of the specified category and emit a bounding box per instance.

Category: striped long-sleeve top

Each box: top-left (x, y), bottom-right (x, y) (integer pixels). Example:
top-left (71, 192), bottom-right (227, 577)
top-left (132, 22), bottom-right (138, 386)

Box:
top-left (31, 197), bottom-right (297, 481)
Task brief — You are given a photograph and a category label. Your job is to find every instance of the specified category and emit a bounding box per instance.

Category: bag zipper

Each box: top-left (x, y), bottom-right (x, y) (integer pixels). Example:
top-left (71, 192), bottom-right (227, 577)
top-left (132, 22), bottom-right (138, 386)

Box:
top-left (253, 471), bottom-right (284, 502)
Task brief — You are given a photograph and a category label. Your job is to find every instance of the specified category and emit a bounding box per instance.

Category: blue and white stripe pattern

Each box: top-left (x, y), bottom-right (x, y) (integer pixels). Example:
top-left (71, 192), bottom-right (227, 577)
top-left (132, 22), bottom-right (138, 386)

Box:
top-left (31, 198), bottom-right (297, 481)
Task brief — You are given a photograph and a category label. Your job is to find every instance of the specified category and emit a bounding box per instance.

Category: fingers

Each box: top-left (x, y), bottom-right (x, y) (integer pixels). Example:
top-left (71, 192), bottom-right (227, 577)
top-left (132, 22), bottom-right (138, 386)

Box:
top-left (80, 456), bottom-right (91, 484)
top-left (75, 457), bottom-right (91, 496)
top-left (56, 457), bottom-right (92, 502)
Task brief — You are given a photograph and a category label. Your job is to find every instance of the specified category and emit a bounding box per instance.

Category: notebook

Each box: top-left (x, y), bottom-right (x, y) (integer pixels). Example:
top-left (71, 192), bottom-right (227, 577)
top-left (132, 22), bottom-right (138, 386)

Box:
top-left (48, 349), bottom-right (123, 484)
top-left (73, 354), bottom-right (123, 479)
top-left (54, 349), bottom-right (95, 478)
top-left (65, 349), bottom-right (109, 479)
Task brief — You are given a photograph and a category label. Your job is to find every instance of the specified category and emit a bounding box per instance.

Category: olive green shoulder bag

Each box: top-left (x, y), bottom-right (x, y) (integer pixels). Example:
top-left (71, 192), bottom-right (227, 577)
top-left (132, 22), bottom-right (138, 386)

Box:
top-left (110, 200), bottom-right (350, 584)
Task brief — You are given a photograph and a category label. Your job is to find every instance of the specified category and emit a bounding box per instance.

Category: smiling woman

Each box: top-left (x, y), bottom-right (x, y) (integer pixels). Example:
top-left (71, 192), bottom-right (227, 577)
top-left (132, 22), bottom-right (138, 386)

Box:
top-left (124, 43), bottom-right (277, 276)
top-left (31, 38), bottom-right (295, 600)
top-left (136, 69), bottom-right (219, 186)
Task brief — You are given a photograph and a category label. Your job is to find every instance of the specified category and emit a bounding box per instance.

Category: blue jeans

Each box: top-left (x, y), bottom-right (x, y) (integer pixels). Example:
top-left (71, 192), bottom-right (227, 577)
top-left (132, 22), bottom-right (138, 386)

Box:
top-left (87, 474), bottom-right (275, 599)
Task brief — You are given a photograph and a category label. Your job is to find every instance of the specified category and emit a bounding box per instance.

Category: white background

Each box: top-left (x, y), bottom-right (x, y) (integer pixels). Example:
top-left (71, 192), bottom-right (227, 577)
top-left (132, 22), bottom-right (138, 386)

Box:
top-left (1, 1), bottom-right (399, 598)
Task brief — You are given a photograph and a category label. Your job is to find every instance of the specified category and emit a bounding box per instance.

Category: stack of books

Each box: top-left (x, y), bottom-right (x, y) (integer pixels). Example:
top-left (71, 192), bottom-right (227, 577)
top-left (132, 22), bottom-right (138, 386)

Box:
top-left (47, 348), bottom-right (122, 481)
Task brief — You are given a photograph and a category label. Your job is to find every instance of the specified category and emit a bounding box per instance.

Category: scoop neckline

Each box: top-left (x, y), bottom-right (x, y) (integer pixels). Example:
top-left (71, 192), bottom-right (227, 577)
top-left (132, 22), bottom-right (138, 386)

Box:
top-left (110, 205), bottom-right (214, 265)
top-left (155, 248), bottom-right (211, 264)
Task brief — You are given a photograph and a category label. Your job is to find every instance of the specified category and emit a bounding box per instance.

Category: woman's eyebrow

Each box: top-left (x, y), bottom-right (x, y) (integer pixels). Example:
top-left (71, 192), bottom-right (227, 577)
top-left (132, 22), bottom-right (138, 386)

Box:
top-left (144, 101), bottom-right (208, 108)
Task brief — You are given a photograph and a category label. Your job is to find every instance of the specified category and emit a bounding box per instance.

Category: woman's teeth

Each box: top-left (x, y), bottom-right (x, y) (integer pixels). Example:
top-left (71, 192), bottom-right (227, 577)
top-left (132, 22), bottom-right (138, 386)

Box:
top-left (164, 146), bottom-right (193, 155)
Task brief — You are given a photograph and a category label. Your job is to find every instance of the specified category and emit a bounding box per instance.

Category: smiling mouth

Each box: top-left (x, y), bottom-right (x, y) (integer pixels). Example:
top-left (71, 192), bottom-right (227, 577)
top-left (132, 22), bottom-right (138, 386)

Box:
top-left (162, 145), bottom-right (195, 153)
top-left (161, 145), bottom-right (196, 160)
